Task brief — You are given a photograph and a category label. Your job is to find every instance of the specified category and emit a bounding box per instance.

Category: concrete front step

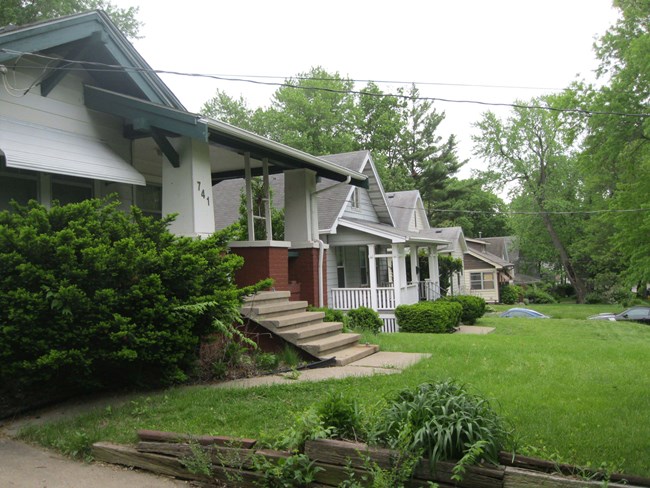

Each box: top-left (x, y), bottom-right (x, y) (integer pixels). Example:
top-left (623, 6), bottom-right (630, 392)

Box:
top-left (325, 344), bottom-right (381, 366)
top-left (242, 291), bottom-right (291, 307)
top-left (258, 311), bottom-right (326, 330)
top-left (300, 333), bottom-right (360, 356)
top-left (241, 300), bottom-right (308, 319)
top-left (284, 322), bottom-right (343, 342)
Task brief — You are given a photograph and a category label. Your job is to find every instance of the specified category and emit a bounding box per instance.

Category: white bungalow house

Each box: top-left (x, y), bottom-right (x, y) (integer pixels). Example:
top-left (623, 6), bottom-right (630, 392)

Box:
top-left (1, 11), bottom-right (388, 364)
top-left (213, 151), bottom-right (448, 331)
top-left (0, 11), bottom-right (372, 324)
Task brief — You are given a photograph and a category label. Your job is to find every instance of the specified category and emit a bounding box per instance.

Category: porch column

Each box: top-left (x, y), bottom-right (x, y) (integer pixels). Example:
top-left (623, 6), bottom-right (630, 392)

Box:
top-left (392, 245), bottom-right (403, 306)
top-left (368, 244), bottom-right (378, 310)
top-left (284, 168), bottom-right (318, 245)
top-left (409, 245), bottom-right (418, 284)
top-left (428, 246), bottom-right (440, 299)
top-left (162, 137), bottom-right (215, 237)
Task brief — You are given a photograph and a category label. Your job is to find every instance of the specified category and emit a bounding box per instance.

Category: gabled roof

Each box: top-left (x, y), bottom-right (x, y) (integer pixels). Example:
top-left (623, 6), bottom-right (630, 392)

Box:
top-left (0, 10), bottom-right (183, 108)
top-left (385, 190), bottom-right (429, 232)
top-left (318, 151), bottom-right (393, 231)
top-left (466, 249), bottom-right (513, 270)
top-left (427, 227), bottom-right (468, 253)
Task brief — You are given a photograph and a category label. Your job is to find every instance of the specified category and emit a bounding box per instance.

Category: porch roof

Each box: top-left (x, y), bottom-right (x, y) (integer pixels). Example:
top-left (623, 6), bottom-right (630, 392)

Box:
top-left (339, 218), bottom-right (448, 246)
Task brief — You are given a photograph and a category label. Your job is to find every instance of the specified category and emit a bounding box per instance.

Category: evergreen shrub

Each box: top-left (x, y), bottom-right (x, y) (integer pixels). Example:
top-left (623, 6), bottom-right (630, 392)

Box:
top-left (395, 301), bottom-right (462, 333)
top-left (500, 284), bottom-right (523, 305)
top-left (0, 198), bottom-right (261, 414)
top-left (441, 295), bottom-right (487, 324)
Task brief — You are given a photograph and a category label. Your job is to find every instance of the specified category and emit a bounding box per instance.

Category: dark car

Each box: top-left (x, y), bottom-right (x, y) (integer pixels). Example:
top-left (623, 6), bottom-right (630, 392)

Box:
top-left (588, 306), bottom-right (650, 324)
top-left (499, 308), bottom-right (550, 319)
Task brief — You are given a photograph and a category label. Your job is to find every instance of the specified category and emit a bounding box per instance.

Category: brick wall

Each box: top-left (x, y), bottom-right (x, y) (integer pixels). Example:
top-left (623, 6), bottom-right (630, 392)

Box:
top-left (288, 248), bottom-right (327, 307)
top-left (231, 246), bottom-right (289, 291)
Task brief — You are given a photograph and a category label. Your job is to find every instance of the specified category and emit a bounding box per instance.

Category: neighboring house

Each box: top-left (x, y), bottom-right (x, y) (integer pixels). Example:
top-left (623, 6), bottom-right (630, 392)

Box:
top-left (428, 226), bottom-right (468, 295)
top-left (0, 11), bottom-right (367, 310)
top-left (464, 238), bottom-right (514, 303)
top-left (213, 151), bottom-right (449, 331)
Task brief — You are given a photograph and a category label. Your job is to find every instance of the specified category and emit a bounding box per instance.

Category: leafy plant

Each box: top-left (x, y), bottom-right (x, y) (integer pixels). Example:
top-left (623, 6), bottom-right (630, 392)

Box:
top-left (500, 284), bottom-right (524, 305)
top-left (255, 352), bottom-right (280, 372)
top-left (347, 307), bottom-right (383, 334)
top-left (275, 409), bottom-right (333, 451)
top-left (524, 286), bottom-right (557, 304)
top-left (375, 380), bottom-right (511, 468)
top-left (181, 442), bottom-right (213, 477)
top-left (316, 393), bottom-right (364, 441)
top-left (252, 452), bottom-right (322, 488)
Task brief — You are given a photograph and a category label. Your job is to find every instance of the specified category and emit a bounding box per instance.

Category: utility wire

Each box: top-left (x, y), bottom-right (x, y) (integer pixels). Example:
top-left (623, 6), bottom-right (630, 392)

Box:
top-left (2, 48), bottom-right (648, 118)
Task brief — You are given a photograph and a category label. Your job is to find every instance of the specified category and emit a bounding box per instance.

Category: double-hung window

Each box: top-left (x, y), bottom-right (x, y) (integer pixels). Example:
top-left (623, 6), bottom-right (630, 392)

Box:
top-left (470, 272), bottom-right (495, 290)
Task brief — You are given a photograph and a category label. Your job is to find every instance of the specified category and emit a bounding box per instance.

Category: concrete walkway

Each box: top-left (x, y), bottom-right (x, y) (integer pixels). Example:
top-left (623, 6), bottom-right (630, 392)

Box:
top-left (0, 351), bottom-right (429, 487)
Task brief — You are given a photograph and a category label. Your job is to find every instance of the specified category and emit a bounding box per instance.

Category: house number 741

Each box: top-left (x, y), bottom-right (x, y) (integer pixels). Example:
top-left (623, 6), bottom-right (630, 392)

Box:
top-left (196, 181), bottom-right (210, 206)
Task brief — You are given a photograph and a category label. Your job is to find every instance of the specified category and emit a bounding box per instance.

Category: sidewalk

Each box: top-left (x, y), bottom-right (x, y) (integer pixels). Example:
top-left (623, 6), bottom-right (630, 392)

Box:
top-left (0, 351), bottom-right (429, 487)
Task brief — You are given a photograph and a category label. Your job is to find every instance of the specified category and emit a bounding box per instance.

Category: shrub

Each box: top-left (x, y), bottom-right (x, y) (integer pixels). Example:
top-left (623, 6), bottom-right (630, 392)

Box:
top-left (395, 301), bottom-right (462, 333)
top-left (346, 306), bottom-right (383, 334)
top-left (374, 380), bottom-right (511, 467)
top-left (441, 295), bottom-right (487, 325)
top-left (500, 284), bottom-right (523, 305)
top-left (308, 307), bottom-right (347, 324)
top-left (524, 287), bottom-right (557, 304)
top-left (0, 198), bottom-right (265, 414)
top-left (585, 292), bottom-right (605, 304)
top-left (551, 283), bottom-right (575, 299)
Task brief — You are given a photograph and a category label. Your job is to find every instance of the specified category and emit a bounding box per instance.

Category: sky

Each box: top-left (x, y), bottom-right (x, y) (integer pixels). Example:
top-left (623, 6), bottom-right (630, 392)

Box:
top-left (111, 0), bottom-right (620, 177)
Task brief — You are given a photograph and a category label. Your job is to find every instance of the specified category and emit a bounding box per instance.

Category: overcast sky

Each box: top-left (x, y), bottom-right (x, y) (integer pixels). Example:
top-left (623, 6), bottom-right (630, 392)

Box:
top-left (112, 0), bottom-right (620, 176)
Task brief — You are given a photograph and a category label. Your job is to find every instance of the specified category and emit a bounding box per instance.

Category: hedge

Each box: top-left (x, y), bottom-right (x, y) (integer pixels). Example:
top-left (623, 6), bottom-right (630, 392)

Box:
top-left (441, 295), bottom-right (487, 325)
top-left (347, 306), bottom-right (383, 334)
top-left (395, 301), bottom-right (462, 333)
top-left (0, 198), bottom-right (265, 416)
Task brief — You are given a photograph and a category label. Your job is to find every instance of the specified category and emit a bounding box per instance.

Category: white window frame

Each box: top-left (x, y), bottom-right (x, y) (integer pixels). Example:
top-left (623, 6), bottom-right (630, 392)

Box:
top-left (470, 271), bottom-right (495, 290)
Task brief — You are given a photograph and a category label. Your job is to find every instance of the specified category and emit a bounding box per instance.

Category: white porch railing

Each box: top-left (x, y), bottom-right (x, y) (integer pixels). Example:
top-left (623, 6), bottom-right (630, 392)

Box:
top-left (418, 281), bottom-right (442, 301)
top-left (331, 287), bottom-right (395, 310)
top-left (400, 284), bottom-right (419, 305)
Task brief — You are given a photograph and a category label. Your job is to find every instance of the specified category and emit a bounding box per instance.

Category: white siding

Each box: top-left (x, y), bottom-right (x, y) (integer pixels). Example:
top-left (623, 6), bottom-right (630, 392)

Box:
top-left (341, 187), bottom-right (379, 223)
top-left (464, 268), bottom-right (499, 303)
top-left (327, 226), bottom-right (391, 247)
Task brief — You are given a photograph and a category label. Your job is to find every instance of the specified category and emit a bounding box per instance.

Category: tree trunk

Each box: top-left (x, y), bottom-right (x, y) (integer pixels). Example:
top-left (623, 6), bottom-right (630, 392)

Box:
top-left (539, 212), bottom-right (588, 303)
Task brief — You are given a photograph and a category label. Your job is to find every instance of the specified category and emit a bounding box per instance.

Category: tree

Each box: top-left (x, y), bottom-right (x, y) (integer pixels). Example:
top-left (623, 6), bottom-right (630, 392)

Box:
top-left (264, 67), bottom-right (360, 155)
top-left (430, 178), bottom-right (511, 238)
top-left (236, 177), bottom-right (284, 241)
top-left (473, 95), bottom-right (589, 302)
top-left (579, 0), bottom-right (650, 288)
top-left (0, 0), bottom-right (142, 38)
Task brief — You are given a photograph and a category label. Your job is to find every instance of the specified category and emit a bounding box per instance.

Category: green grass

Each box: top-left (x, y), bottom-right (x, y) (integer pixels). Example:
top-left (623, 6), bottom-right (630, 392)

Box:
top-left (20, 304), bottom-right (650, 477)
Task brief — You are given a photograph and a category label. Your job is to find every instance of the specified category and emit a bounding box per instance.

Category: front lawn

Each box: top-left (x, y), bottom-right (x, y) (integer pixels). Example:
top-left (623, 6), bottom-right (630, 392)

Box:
top-left (20, 304), bottom-right (650, 477)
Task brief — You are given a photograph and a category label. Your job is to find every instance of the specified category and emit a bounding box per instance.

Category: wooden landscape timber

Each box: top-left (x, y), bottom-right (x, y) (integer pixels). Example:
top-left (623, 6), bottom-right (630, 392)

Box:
top-left (90, 430), bottom-right (650, 487)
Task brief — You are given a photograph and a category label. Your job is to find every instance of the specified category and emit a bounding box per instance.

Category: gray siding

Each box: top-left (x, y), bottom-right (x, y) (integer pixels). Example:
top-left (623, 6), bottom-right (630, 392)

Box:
top-left (341, 188), bottom-right (379, 223)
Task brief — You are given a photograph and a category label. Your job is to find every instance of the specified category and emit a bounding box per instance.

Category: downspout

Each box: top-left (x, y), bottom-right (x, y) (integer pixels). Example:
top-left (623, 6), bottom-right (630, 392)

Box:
top-left (312, 176), bottom-right (352, 308)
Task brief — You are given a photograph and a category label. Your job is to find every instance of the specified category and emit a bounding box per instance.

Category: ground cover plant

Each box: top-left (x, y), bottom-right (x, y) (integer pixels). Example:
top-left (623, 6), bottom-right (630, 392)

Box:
top-left (19, 305), bottom-right (650, 477)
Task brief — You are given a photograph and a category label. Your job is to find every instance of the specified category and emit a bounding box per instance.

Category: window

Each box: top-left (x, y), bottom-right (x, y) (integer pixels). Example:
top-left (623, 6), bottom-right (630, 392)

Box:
top-left (335, 247), bottom-right (345, 288)
top-left (470, 272), bottom-right (495, 290)
top-left (358, 247), bottom-right (368, 286)
top-left (351, 188), bottom-right (360, 209)
top-left (0, 161), bottom-right (38, 211)
top-left (135, 184), bottom-right (162, 218)
top-left (52, 175), bottom-right (92, 205)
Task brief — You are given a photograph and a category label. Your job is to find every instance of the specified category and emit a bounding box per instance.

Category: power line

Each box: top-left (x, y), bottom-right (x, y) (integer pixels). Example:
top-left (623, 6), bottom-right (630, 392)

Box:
top-left (2, 48), bottom-right (648, 119)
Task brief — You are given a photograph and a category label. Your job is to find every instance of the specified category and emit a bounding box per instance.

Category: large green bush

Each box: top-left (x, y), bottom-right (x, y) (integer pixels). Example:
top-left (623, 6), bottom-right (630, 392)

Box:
top-left (441, 295), bottom-right (487, 325)
top-left (395, 301), bottom-right (461, 333)
top-left (524, 286), bottom-right (557, 304)
top-left (0, 198), bottom-right (260, 414)
top-left (347, 306), bottom-right (383, 334)
top-left (500, 284), bottom-right (523, 305)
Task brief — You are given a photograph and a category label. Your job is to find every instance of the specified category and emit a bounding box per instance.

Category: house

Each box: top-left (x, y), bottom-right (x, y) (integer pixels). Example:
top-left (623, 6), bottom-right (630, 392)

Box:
top-left (482, 236), bottom-right (541, 285)
top-left (213, 151), bottom-right (449, 331)
top-left (0, 11), bottom-right (368, 312)
top-left (464, 238), bottom-right (514, 303)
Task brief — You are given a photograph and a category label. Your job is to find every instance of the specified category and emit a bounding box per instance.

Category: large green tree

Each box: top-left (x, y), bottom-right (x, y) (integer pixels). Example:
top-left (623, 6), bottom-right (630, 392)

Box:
top-left (0, 0), bottom-right (142, 38)
top-left (473, 95), bottom-right (589, 302)
top-left (579, 0), bottom-right (650, 288)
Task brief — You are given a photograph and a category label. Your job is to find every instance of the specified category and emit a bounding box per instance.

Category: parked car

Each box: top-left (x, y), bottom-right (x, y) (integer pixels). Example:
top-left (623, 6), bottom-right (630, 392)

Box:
top-left (500, 308), bottom-right (550, 319)
top-left (587, 306), bottom-right (650, 324)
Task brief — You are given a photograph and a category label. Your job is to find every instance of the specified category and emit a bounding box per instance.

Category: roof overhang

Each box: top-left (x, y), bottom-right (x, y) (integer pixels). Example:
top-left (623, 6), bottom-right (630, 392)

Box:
top-left (0, 116), bottom-right (145, 185)
top-left (205, 119), bottom-right (368, 188)
top-left (466, 249), bottom-right (513, 270)
top-left (337, 219), bottom-right (448, 245)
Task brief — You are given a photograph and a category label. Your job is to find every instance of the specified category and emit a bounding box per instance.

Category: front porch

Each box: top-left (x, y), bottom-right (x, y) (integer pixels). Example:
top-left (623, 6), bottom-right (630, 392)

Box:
top-left (324, 220), bottom-right (447, 332)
